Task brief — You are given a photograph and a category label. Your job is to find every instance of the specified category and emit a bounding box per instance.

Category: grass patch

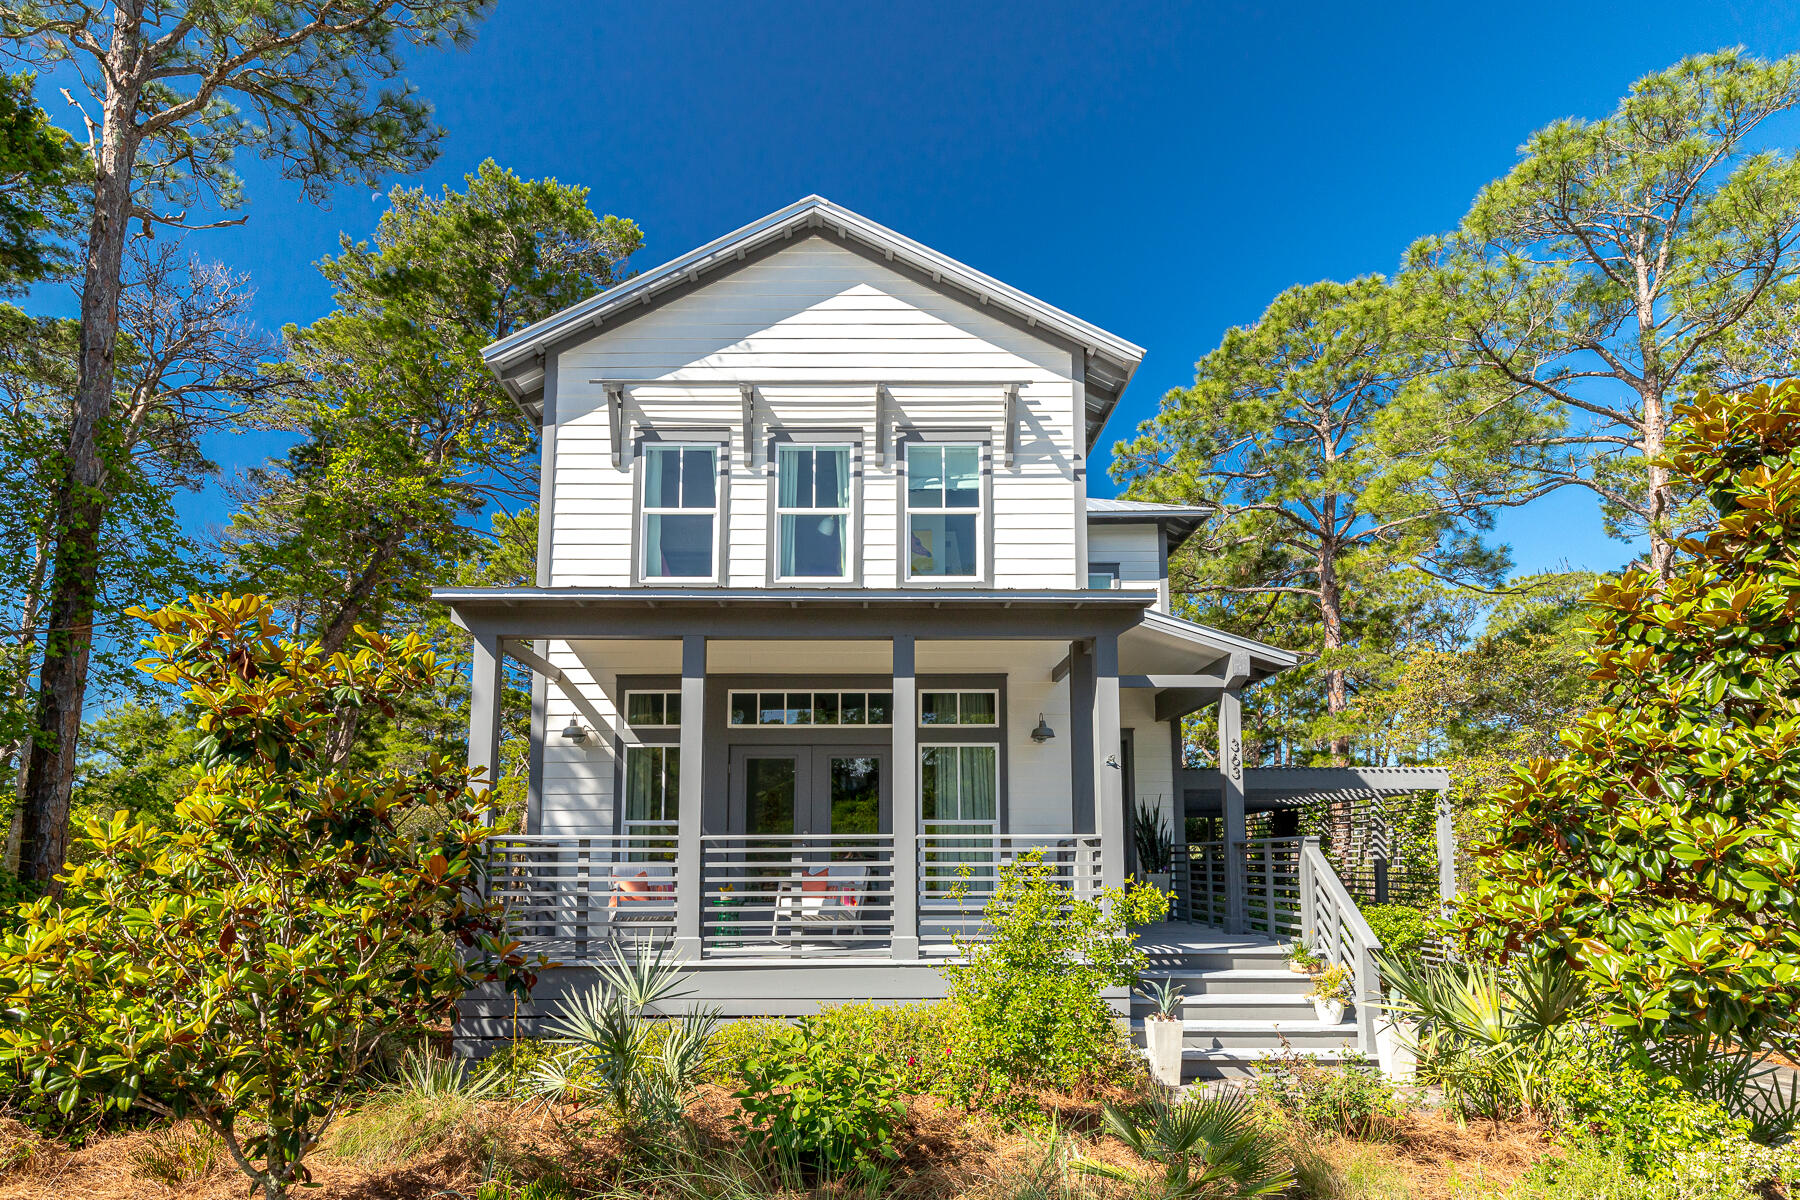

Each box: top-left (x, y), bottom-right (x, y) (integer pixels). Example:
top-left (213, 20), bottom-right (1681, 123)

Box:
top-left (127, 1123), bottom-right (226, 1186)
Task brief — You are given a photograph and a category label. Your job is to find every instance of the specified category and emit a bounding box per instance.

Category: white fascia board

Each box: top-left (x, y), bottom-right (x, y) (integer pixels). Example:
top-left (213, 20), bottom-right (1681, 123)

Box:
top-left (480, 196), bottom-right (1146, 385)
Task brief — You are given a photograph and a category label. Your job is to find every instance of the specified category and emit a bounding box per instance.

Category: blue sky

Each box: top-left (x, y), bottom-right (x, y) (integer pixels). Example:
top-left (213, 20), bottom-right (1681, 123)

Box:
top-left (38, 0), bottom-right (1800, 578)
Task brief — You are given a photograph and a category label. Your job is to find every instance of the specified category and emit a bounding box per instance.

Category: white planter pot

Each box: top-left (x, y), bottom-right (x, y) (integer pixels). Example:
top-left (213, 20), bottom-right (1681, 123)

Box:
top-left (1376, 1015), bottom-right (1418, 1079)
top-left (1144, 1017), bottom-right (1185, 1087)
top-left (1312, 997), bottom-right (1345, 1025)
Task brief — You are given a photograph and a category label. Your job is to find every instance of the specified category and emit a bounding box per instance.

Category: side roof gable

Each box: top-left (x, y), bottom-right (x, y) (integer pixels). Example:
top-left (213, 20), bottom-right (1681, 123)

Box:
top-left (482, 196), bottom-right (1145, 450)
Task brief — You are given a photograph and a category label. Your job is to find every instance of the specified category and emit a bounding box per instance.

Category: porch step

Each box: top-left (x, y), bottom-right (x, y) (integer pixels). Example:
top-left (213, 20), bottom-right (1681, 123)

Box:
top-left (1135, 968), bottom-right (1315, 996)
top-left (1139, 945), bottom-right (1293, 972)
top-left (1131, 1017), bottom-right (1358, 1052)
top-left (1177, 1045), bottom-right (1353, 1081)
top-left (1132, 993), bottom-right (1331, 1022)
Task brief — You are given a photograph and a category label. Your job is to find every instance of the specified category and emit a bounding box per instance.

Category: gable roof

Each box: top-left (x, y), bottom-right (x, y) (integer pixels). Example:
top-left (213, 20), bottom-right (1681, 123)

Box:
top-left (481, 196), bottom-right (1146, 450)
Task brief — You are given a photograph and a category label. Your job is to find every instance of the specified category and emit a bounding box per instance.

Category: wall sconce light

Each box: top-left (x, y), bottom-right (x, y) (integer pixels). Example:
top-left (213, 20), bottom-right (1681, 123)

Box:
top-left (561, 718), bottom-right (589, 745)
top-left (1030, 714), bottom-right (1055, 743)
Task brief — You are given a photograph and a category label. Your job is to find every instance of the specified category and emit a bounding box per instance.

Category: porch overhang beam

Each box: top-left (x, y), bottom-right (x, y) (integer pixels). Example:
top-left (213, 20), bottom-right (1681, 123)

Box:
top-left (1154, 687), bottom-right (1223, 723)
top-left (437, 589), bottom-right (1152, 642)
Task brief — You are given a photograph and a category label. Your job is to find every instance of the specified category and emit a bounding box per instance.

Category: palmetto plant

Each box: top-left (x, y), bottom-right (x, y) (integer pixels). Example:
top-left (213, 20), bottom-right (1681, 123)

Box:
top-left (1377, 952), bottom-right (1583, 1120)
top-left (1076, 1092), bottom-right (1292, 1198)
top-left (529, 937), bottom-right (720, 1133)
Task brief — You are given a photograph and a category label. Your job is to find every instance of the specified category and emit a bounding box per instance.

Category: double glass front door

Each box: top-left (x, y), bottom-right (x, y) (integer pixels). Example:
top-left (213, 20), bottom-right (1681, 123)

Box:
top-left (730, 745), bottom-right (891, 838)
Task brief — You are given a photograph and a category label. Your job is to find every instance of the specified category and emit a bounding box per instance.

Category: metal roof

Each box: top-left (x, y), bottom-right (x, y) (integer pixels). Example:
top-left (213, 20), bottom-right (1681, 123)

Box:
top-left (1085, 497), bottom-right (1210, 553)
top-left (480, 196), bottom-right (1146, 450)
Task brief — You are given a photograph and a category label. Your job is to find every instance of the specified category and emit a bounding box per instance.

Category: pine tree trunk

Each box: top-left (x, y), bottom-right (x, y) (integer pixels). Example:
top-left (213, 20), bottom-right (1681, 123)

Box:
top-left (16, 48), bottom-right (141, 885)
top-left (1643, 383), bottom-right (1675, 582)
top-left (1318, 524), bottom-right (1352, 850)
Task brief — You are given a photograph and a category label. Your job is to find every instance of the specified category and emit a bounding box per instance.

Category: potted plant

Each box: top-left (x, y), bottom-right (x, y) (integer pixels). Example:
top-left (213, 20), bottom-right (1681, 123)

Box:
top-left (1306, 963), bottom-right (1352, 1025)
top-left (1374, 992), bottom-right (1418, 1078)
top-left (1138, 978), bottom-right (1185, 1087)
top-left (1286, 940), bottom-right (1321, 975)
top-left (1133, 803), bottom-right (1175, 894)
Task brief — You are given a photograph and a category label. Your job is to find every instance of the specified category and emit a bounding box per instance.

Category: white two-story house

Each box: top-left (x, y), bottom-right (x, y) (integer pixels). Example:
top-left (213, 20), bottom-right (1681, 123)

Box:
top-left (440, 198), bottom-right (1452, 1061)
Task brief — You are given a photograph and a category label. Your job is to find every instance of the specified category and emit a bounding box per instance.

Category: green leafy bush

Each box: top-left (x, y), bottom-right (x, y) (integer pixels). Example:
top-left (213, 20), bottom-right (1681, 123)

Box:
top-left (732, 1018), bottom-right (907, 1179)
top-left (1251, 1045), bottom-right (1405, 1140)
top-left (1513, 1138), bottom-right (1800, 1200)
top-left (0, 595), bottom-right (535, 1200)
top-left (944, 848), bottom-right (1166, 1091)
top-left (1542, 1042), bottom-right (1747, 1179)
top-left (1361, 905), bottom-right (1429, 971)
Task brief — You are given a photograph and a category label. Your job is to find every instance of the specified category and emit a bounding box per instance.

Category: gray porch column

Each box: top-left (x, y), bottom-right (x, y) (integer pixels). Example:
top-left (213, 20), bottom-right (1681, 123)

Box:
top-left (674, 634), bottom-right (706, 958)
top-left (1069, 641), bottom-right (1095, 834)
top-left (1094, 632), bottom-right (1126, 892)
top-left (1218, 686), bottom-right (1248, 934)
top-left (467, 628), bottom-right (503, 801)
top-left (891, 635), bottom-right (921, 960)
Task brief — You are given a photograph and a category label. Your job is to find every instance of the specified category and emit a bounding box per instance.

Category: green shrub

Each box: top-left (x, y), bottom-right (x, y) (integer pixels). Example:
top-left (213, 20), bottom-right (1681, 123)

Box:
top-left (1075, 1092), bottom-right (1292, 1198)
top-left (1513, 1138), bottom-right (1800, 1200)
top-left (1542, 1043), bottom-right (1747, 1179)
top-left (1360, 905), bottom-right (1429, 971)
top-left (945, 848), bottom-right (1166, 1091)
top-left (732, 1017), bottom-right (907, 1179)
top-left (0, 596), bottom-right (535, 1200)
top-left (1251, 1046), bottom-right (1405, 1140)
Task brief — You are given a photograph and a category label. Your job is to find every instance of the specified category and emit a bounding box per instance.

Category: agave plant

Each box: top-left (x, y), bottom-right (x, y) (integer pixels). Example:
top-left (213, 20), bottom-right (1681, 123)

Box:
top-left (1076, 1091), bottom-right (1291, 1199)
top-left (530, 936), bottom-right (720, 1134)
top-left (1139, 977), bottom-right (1185, 1019)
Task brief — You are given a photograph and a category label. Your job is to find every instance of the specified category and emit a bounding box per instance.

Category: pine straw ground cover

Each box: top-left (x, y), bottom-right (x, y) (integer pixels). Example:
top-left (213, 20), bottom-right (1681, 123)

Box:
top-left (0, 1088), bottom-right (1549, 1200)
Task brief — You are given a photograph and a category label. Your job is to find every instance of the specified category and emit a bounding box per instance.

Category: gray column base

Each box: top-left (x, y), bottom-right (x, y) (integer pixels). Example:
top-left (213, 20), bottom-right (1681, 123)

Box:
top-left (890, 935), bottom-right (921, 962)
top-left (671, 936), bottom-right (702, 961)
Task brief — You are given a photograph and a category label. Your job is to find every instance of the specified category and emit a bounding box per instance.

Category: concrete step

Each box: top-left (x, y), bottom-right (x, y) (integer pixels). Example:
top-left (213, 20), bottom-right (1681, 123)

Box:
top-left (1136, 968), bottom-right (1315, 997)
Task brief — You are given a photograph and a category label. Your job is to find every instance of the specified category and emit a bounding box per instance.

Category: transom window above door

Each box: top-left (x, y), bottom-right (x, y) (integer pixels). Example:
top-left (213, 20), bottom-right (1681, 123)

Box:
top-left (623, 691), bottom-right (681, 727)
top-left (905, 443), bottom-right (982, 580)
top-left (641, 444), bottom-right (719, 581)
top-left (729, 690), bottom-right (894, 727)
top-left (919, 690), bottom-right (998, 726)
top-left (776, 444), bottom-right (852, 580)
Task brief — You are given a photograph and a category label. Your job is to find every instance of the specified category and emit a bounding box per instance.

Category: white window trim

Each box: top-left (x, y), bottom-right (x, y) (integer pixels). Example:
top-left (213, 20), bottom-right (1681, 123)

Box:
top-left (774, 441), bottom-right (856, 583)
top-left (621, 742), bottom-right (680, 834)
top-left (901, 439), bottom-right (988, 586)
top-left (621, 690), bottom-right (681, 727)
top-left (637, 439), bottom-right (725, 585)
top-left (918, 689), bottom-right (1000, 727)
top-left (918, 742), bottom-right (1002, 830)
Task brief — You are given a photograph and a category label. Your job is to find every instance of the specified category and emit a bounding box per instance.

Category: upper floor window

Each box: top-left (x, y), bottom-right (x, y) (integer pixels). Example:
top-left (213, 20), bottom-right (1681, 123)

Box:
top-left (642, 444), bottom-right (717, 580)
top-left (776, 444), bottom-right (851, 580)
top-left (905, 443), bottom-right (982, 580)
top-left (1087, 562), bottom-right (1121, 590)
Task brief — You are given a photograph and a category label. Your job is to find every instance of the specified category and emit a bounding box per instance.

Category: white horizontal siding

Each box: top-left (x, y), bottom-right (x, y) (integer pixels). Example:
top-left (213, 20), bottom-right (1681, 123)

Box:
top-left (1088, 523), bottom-right (1166, 611)
top-left (548, 237), bottom-right (1080, 589)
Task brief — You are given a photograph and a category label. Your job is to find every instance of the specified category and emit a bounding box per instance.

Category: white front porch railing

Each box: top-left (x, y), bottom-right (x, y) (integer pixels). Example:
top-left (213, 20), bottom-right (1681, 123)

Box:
top-left (918, 831), bottom-right (1103, 946)
top-left (699, 834), bottom-right (896, 956)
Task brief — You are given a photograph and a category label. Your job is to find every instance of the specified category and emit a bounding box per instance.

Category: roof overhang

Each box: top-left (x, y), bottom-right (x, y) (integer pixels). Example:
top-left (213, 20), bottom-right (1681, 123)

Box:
top-left (433, 587), bottom-right (1156, 641)
top-left (1086, 502), bottom-right (1211, 555)
top-left (480, 196), bottom-right (1146, 450)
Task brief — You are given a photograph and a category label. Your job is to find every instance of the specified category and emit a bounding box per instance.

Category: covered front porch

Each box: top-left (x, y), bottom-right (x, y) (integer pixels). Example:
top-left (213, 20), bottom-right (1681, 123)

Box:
top-left (439, 587), bottom-right (1299, 966)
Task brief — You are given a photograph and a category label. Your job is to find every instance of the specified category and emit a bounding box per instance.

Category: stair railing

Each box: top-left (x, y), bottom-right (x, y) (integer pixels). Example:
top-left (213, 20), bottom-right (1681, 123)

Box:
top-left (1298, 835), bottom-right (1383, 1054)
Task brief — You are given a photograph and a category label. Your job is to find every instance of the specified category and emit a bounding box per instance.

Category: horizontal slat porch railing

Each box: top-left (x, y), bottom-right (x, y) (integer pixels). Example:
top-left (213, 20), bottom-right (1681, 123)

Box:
top-left (917, 830), bottom-right (1103, 945)
top-left (700, 834), bottom-right (896, 956)
top-left (1171, 839), bottom-right (1226, 926)
top-left (486, 833), bottom-right (678, 964)
top-left (1238, 836), bottom-right (1304, 938)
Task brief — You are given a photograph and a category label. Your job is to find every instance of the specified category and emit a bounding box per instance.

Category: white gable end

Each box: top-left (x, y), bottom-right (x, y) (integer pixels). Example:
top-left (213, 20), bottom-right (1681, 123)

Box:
top-left (546, 236), bottom-right (1086, 590)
